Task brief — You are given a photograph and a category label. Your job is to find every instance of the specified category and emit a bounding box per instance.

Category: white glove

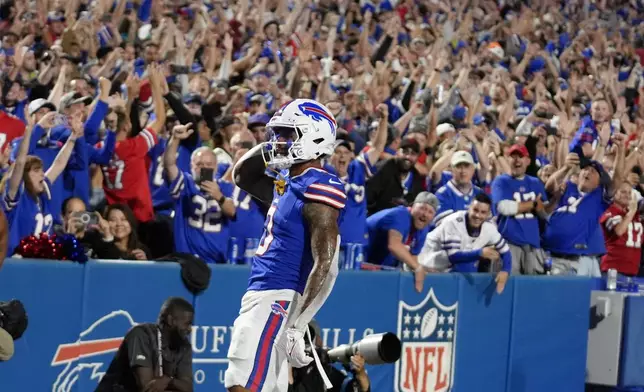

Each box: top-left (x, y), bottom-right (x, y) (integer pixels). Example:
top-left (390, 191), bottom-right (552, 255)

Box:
top-left (282, 328), bottom-right (313, 368)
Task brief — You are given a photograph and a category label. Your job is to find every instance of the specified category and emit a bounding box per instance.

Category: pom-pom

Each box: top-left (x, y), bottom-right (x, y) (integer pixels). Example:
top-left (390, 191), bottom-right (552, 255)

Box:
top-left (15, 233), bottom-right (87, 262)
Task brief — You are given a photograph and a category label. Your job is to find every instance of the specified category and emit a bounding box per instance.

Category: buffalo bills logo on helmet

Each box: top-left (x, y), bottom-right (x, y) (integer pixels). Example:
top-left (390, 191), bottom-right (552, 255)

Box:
top-left (297, 101), bottom-right (337, 133)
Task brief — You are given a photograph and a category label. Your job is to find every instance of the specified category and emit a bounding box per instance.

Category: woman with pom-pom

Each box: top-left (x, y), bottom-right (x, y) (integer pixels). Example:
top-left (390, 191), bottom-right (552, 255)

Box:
top-left (3, 111), bottom-right (83, 255)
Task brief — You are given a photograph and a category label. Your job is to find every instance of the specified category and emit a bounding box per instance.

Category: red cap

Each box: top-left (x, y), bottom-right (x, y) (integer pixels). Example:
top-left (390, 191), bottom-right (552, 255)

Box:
top-left (508, 144), bottom-right (529, 157)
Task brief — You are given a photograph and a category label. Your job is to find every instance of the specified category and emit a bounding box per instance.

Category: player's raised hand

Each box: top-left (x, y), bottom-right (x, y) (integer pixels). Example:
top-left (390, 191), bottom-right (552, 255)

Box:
top-left (172, 123), bottom-right (194, 140)
top-left (495, 271), bottom-right (509, 294)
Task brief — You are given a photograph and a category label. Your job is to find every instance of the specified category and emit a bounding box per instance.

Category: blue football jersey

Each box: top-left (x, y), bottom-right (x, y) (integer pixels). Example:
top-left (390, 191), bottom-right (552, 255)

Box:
top-left (248, 167), bottom-right (346, 294)
top-left (148, 138), bottom-right (174, 213)
top-left (169, 172), bottom-right (234, 263)
top-left (491, 174), bottom-right (547, 248)
top-left (365, 206), bottom-right (430, 267)
top-left (4, 179), bottom-right (55, 254)
top-left (226, 182), bottom-right (266, 263)
top-left (543, 181), bottom-right (610, 255)
top-left (434, 181), bottom-right (484, 225)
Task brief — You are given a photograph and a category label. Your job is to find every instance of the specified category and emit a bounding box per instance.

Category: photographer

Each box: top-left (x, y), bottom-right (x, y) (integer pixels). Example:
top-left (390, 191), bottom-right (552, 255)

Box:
top-left (56, 196), bottom-right (122, 259)
top-left (289, 321), bottom-right (370, 392)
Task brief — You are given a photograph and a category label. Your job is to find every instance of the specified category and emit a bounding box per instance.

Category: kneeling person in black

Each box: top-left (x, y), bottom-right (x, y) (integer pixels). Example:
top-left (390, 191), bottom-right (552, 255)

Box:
top-left (96, 297), bottom-right (194, 392)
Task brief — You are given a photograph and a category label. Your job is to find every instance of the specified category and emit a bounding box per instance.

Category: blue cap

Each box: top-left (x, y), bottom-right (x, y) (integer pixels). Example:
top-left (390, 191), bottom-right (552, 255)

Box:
top-left (472, 114), bottom-right (485, 126)
top-left (582, 160), bottom-right (611, 188)
top-left (452, 106), bottom-right (467, 121)
top-left (527, 56), bottom-right (546, 74)
top-left (248, 113), bottom-right (270, 127)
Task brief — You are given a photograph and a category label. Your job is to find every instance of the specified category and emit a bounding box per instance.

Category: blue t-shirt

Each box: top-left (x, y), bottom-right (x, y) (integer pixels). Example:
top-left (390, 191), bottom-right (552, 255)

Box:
top-left (491, 174), bottom-right (547, 248)
top-left (169, 172), bottom-right (234, 263)
top-left (434, 181), bottom-right (484, 225)
top-left (366, 206), bottom-right (430, 267)
top-left (543, 181), bottom-right (610, 255)
top-left (248, 167), bottom-right (346, 294)
top-left (226, 182), bottom-right (266, 263)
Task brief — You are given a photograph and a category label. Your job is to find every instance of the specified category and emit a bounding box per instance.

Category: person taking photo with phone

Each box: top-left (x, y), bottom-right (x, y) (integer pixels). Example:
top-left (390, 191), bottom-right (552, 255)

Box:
top-left (163, 123), bottom-right (236, 264)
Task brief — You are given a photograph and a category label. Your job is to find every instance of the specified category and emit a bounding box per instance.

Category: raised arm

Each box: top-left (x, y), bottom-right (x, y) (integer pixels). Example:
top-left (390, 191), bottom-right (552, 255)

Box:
top-left (365, 104), bottom-right (389, 166)
top-left (7, 113), bottom-right (55, 200)
top-left (46, 115), bottom-right (83, 184)
top-left (164, 124), bottom-right (193, 183)
top-left (145, 64), bottom-right (167, 135)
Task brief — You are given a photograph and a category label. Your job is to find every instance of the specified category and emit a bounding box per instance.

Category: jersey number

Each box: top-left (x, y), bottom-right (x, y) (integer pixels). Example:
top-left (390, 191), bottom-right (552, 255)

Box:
top-left (556, 196), bottom-right (583, 214)
top-left (626, 222), bottom-right (644, 248)
top-left (513, 192), bottom-right (536, 219)
top-left (188, 195), bottom-right (222, 232)
top-left (346, 183), bottom-right (365, 204)
top-left (34, 213), bottom-right (53, 236)
top-left (153, 156), bottom-right (164, 187)
top-left (104, 160), bottom-right (125, 190)
top-left (256, 204), bottom-right (277, 255)
top-left (232, 186), bottom-right (252, 210)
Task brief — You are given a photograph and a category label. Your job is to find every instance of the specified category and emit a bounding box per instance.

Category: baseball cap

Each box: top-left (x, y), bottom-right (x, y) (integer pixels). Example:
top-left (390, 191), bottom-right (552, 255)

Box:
top-left (249, 94), bottom-right (264, 104)
top-left (400, 138), bottom-right (420, 154)
top-left (582, 160), bottom-right (611, 188)
top-left (414, 191), bottom-right (440, 211)
top-left (248, 113), bottom-right (270, 127)
top-left (436, 123), bottom-right (456, 137)
top-left (451, 151), bottom-right (475, 166)
top-left (508, 144), bottom-right (529, 157)
top-left (472, 114), bottom-right (485, 126)
top-left (28, 99), bottom-right (56, 116)
top-left (59, 92), bottom-right (92, 111)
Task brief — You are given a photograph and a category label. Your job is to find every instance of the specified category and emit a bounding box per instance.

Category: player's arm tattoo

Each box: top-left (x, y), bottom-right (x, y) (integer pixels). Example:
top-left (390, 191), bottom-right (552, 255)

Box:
top-left (300, 202), bottom-right (340, 313)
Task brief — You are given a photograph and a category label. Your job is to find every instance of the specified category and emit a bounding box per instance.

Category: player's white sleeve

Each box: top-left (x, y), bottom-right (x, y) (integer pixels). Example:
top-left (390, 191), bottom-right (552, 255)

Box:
top-left (489, 226), bottom-right (510, 254)
top-left (418, 227), bottom-right (450, 270)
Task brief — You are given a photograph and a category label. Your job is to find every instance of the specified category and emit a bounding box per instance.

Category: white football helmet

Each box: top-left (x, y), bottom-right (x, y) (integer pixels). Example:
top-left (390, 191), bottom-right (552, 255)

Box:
top-left (261, 99), bottom-right (338, 169)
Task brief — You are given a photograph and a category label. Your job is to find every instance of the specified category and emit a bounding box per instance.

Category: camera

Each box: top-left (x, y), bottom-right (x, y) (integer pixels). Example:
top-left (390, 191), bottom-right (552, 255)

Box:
top-left (327, 332), bottom-right (402, 365)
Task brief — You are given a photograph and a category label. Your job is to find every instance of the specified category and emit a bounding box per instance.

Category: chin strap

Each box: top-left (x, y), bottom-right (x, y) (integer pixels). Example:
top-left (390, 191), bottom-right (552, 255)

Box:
top-left (306, 327), bottom-right (333, 389)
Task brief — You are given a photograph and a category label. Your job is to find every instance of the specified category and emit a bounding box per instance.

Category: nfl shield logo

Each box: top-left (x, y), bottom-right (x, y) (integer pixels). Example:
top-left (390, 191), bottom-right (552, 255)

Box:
top-left (394, 289), bottom-right (458, 392)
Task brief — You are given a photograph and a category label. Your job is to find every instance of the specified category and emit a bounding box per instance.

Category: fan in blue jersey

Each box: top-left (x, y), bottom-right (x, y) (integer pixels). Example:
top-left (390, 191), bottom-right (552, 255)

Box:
top-left (491, 144), bottom-right (550, 274)
top-left (163, 123), bottom-right (237, 264)
top-left (225, 99), bottom-right (345, 392)
top-left (365, 192), bottom-right (439, 289)
top-left (327, 103), bottom-right (388, 269)
top-left (4, 112), bottom-right (82, 254)
top-left (434, 150), bottom-right (484, 225)
top-left (543, 135), bottom-right (625, 276)
top-left (220, 130), bottom-right (266, 264)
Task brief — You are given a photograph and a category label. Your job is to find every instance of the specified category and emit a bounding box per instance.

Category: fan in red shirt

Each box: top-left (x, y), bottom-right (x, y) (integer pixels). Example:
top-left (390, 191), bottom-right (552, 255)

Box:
top-left (600, 182), bottom-right (643, 277)
top-left (101, 64), bottom-right (166, 223)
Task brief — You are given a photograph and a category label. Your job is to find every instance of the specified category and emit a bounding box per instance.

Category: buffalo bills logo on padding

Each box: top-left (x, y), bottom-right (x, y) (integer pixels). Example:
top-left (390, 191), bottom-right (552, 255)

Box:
top-left (298, 102), bottom-right (336, 133)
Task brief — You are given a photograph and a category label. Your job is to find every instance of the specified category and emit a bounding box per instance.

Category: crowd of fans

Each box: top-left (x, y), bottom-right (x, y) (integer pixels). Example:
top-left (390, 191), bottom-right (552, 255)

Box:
top-left (2, 0), bottom-right (644, 281)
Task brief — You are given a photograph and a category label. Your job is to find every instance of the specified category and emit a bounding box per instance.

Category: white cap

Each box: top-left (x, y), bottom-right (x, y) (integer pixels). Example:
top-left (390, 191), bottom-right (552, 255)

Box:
top-left (436, 123), bottom-right (456, 137)
top-left (451, 151), bottom-right (475, 166)
top-left (28, 98), bottom-right (56, 116)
